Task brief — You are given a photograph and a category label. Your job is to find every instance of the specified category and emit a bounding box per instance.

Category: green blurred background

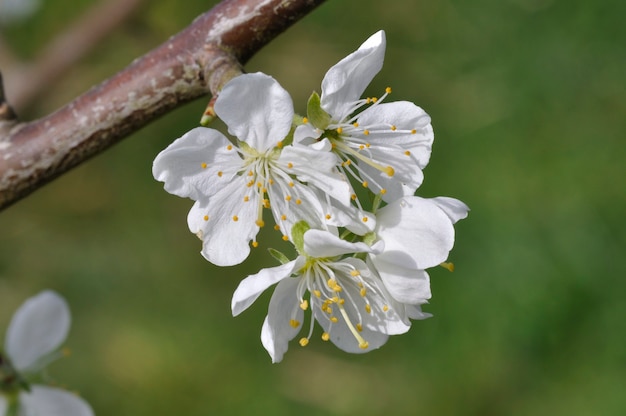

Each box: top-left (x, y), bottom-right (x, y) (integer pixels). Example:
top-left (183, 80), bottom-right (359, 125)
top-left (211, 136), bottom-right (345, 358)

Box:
top-left (1, 0), bottom-right (624, 414)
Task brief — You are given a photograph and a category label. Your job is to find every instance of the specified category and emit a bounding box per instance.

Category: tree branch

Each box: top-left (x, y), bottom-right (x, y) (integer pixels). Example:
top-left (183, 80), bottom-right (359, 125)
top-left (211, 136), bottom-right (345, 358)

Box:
top-left (0, 0), bottom-right (326, 210)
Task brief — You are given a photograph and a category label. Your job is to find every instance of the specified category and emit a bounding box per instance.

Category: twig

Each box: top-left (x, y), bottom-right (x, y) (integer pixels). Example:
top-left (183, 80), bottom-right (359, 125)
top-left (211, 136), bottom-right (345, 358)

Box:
top-left (4, 0), bottom-right (145, 111)
top-left (0, 0), bottom-right (326, 210)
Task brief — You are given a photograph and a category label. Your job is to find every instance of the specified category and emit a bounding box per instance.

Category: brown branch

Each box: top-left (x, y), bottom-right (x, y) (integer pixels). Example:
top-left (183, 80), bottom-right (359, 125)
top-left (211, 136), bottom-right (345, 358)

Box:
top-left (0, 0), bottom-right (326, 210)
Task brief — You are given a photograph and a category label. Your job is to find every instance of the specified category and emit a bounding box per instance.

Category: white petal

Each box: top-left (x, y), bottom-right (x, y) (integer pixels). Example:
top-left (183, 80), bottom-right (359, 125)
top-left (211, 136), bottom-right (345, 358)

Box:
top-left (186, 175), bottom-right (260, 266)
top-left (293, 123), bottom-right (322, 145)
top-left (5, 291), bottom-right (70, 372)
top-left (152, 127), bottom-right (235, 200)
top-left (303, 229), bottom-right (376, 258)
top-left (19, 386), bottom-right (94, 416)
top-left (231, 258), bottom-right (303, 316)
top-left (313, 298), bottom-right (389, 354)
top-left (321, 31), bottom-right (386, 121)
top-left (322, 196), bottom-right (376, 235)
top-left (374, 261), bottom-right (432, 304)
top-left (215, 73), bottom-right (293, 151)
top-left (279, 145), bottom-right (351, 206)
top-left (432, 197), bottom-right (470, 224)
top-left (374, 196), bottom-right (458, 270)
top-left (261, 278), bottom-right (303, 363)
top-left (406, 304), bottom-right (433, 320)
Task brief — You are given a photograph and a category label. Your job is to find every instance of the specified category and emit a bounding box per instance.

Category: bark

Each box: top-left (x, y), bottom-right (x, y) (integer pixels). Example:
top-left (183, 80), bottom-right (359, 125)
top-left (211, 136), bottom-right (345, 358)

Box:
top-left (0, 0), bottom-right (326, 210)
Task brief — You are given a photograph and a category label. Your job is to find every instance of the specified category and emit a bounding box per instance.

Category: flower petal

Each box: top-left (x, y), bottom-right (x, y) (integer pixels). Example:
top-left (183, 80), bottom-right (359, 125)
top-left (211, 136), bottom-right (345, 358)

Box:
top-left (321, 30), bottom-right (386, 121)
top-left (313, 297), bottom-right (390, 354)
top-left (152, 127), bottom-right (235, 200)
top-left (20, 386), bottom-right (94, 416)
top-left (432, 197), bottom-right (470, 224)
top-left (215, 73), bottom-right (294, 151)
top-left (374, 261), bottom-right (432, 304)
top-left (261, 278), bottom-right (303, 363)
top-left (232, 258), bottom-right (303, 316)
top-left (374, 196), bottom-right (460, 270)
top-left (304, 229), bottom-right (377, 258)
top-left (186, 178), bottom-right (259, 266)
top-left (5, 291), bottom-right (70, 372)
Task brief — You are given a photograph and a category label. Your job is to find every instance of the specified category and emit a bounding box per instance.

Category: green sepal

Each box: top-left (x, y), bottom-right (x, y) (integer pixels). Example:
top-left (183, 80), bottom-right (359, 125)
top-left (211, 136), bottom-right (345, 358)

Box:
top-left (362, 231), bottom-right (377, 247)
top-left (268, 248), bottom-right (291, 265)
top-left (291, 220), bottom-right (311, 255)
top-left (306, 91), bottom-right (331, 130)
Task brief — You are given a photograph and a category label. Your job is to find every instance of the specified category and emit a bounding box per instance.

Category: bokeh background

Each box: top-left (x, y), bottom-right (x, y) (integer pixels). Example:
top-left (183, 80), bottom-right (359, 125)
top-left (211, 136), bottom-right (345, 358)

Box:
top-left (1, 0), bottom-right (624, 414)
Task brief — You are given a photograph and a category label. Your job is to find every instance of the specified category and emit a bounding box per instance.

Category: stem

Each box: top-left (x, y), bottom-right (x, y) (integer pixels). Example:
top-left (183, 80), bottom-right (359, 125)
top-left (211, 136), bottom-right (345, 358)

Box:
top-left (0, 0), bottom-right (327, 210)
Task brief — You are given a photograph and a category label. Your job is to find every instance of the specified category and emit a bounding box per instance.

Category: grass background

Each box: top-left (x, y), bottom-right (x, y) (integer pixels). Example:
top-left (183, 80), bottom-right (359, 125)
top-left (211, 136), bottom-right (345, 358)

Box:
top-left (1, 0), bottom-right (625, 414)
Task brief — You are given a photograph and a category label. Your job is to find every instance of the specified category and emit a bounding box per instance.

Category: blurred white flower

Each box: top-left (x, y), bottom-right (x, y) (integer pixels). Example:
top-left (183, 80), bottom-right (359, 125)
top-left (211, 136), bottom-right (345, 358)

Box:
top-left (0, 290), bottom-right (94, 416)
top-left (0, 0), bottom-right (41, 25)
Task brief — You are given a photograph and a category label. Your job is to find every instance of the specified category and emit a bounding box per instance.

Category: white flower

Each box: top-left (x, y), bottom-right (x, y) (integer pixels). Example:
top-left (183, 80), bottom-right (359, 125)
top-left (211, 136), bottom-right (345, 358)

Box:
top-left (153, 73), bottom-right (351, 266)
top-left (295, 30), bottom-right (434, 203)
top-left (0, 291), bottom-right (94, 416)
top-left (231, 228), bottom-right (410, 363)
top-left (369, 196), bottom-right (469, 314)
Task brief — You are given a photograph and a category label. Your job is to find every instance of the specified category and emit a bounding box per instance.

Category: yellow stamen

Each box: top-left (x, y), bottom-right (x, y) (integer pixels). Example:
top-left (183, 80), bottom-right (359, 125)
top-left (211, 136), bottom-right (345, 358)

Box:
top-left (353, 122), bottom-right (359, 127)
top-left (218, 171), bottom-right (223, 177)
top-left (300, 300), bottom-right (309, 310)
top-left (363, 129), bottom-right (370, 136)
top-left (276, 141), bottom-right (283, 148)
top-left (404, 150), bottom-right (411, 156)
top-left (281, 214), bottom-right (287, 221)
top-left (285, 195), bottom-right (292, 201)
top-left (360, 288), bottom-right (367, 297)
top-left (201, 162), bottom-right (207, 169)
top-left (336, 127), bottom-right (343, 134)
top-left (232, 215), bottom-right (239, 222)
top-left (383, 305), bottom-right (389, 312)
top-left (227, 145), bottom-right (233, 151)
top-left (380, 189), bottom-right (387, 195)
top-left (255, 219), bottom-right (265, 228)
top-left (385, 87), bottom-right (392, 94)
top-left (302, 117), bottom-right (309, 124)
top-left (350, 270), bottom-right (360, 277)
top-left (243, 196), bottom-right (250, 202)
top-left (299, 338), bottom-right (309, 347)
top-left (362, 181), bottom-right (369, 188)
top-left (330, 316), bottom-right (339, 323)
top-left (282, 235), bottom-right (289, 241)
top-left (385, 166), bottom-right (395, 177)
top-left (440, 262), bottom-right (455, 272)
top-left (287, 162), bottom-right (294, 169)
top-left (325, 214), bottom-right (331, 220)
top-left (289, 319), bottom-right (300, 328)
top-left (321, 332), bottom-right (330, 341)
top-left (411, 129), bottom-right (417, 134)
top-left (252, 241), bottom-right (259, 248)
top-left (365, 304), bottom-right (371, 314)
top-left (362, 217), bottom-right (368, 223)
top-left (356, 323), bottom-right (363, 332)
top-left (274, 224), bottom-right (281, 231)
top-left (359, 341), bottom-right (369, 350)
top-left (203, 215), bottom-right (209, 221)
top-left (313, 290), bottom-right (321, 298)
top-left (390, 125), bottom-right (397, 131)
top-left (295, 199), bottom-right (302, 205)
top-left (289, 181), bottom-right (295, 187)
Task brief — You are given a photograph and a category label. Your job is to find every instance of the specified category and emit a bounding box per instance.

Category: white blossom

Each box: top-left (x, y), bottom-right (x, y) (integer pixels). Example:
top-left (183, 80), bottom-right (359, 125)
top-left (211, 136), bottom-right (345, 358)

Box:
top-left (295, 30), bottom-right (434, 204)
top-left (153, 73), bottom-right (351, 266)
top-left (0, 291), bottom-right (94, 416)
top-left (231, 228), bottom-right (410, 363)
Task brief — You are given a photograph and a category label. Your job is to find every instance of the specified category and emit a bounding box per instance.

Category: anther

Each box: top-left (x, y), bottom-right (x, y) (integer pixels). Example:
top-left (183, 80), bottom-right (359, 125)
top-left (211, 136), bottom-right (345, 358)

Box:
top-left (383, 305), bottom-right (389, 312)
top-left (282, 235), bottom-right (289, 241)
top-left (227, 145), bottom-right (233, 151)
top-left (356, 323), bottom-right (363, 332)
top-left (274, 224), bottom-right (281, 231)
top-left (440, 262), bottom-right (455, 272)
top-left (353, 122), bottom-right (359, 127)
top-left (252, 241), bottom-right (259, 248)
top-left (380, 189), bottom-right (387, 195)
top-left (232, 215), bottom-right (239, 222)
top-left (276, 141), bottom-right (283, 148)
top-left (385, 166), bottom-right (395, 177)
top-left (313, 290), bottom-right (321, 298)
top-left (330, 316), bottom-right (339, 323)
top-left (288, 181), bottom-right (294, 187)
top-left (302, 117), bottom-right (309, 124)
top-left (300, 300), bottom-right (309, 310)
top-left (295, 199), bottom-right (302, 205)
top-left (390, 125), bottom-right (397, 131)
top-left (362, 217), bottom-right (369, 223)
top-left (287, 162), bottom-right (294, 169)
top-left (404, 150), bottom-right (411, 156)
top-left (336, 127), bottom-right (343, 134)
top-left (281, 214), bottom-right (287, 221)
top-left (255, 220), bottom-right (265, 228)
top-left (321, 332), bottom-right (330, 341)
top-left (363, 130), bottom-right (370, 136)
top-left (203, 215), bottom-right (209, 221)
top-left (218, 171), bottom-right (223, 177)
top-left (411, 129), bottom-right (417, 134)
top-left (359, 341), bottom-right (369, 350)
top-left (362, 181), bottom-right (369, 188)
top-left (299, 338), bottom-right (309, 347)
top-left (285, 195), bottom-right (292, 202)
top-left (360, 288), bottom-right (367, 297)
top-left (201, 162), bottom-right (207, 169)
top-left (289, 319), bottom-right (300, 328)
top-left (243, 196), bottom-right (250, 202)
top-left (351, 194), bottom-right (357, 200)
top-left (385, 87), bottom-right (392, 94)
top-left (325, 214), bottom-right (331, 220)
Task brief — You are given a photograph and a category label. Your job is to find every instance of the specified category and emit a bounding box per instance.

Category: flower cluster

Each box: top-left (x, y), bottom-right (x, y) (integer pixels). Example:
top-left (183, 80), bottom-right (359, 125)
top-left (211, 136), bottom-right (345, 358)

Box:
top-left (153, 30), bottom-right (469, 362)
top-left (0, 291), bottom-right (94, 416)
